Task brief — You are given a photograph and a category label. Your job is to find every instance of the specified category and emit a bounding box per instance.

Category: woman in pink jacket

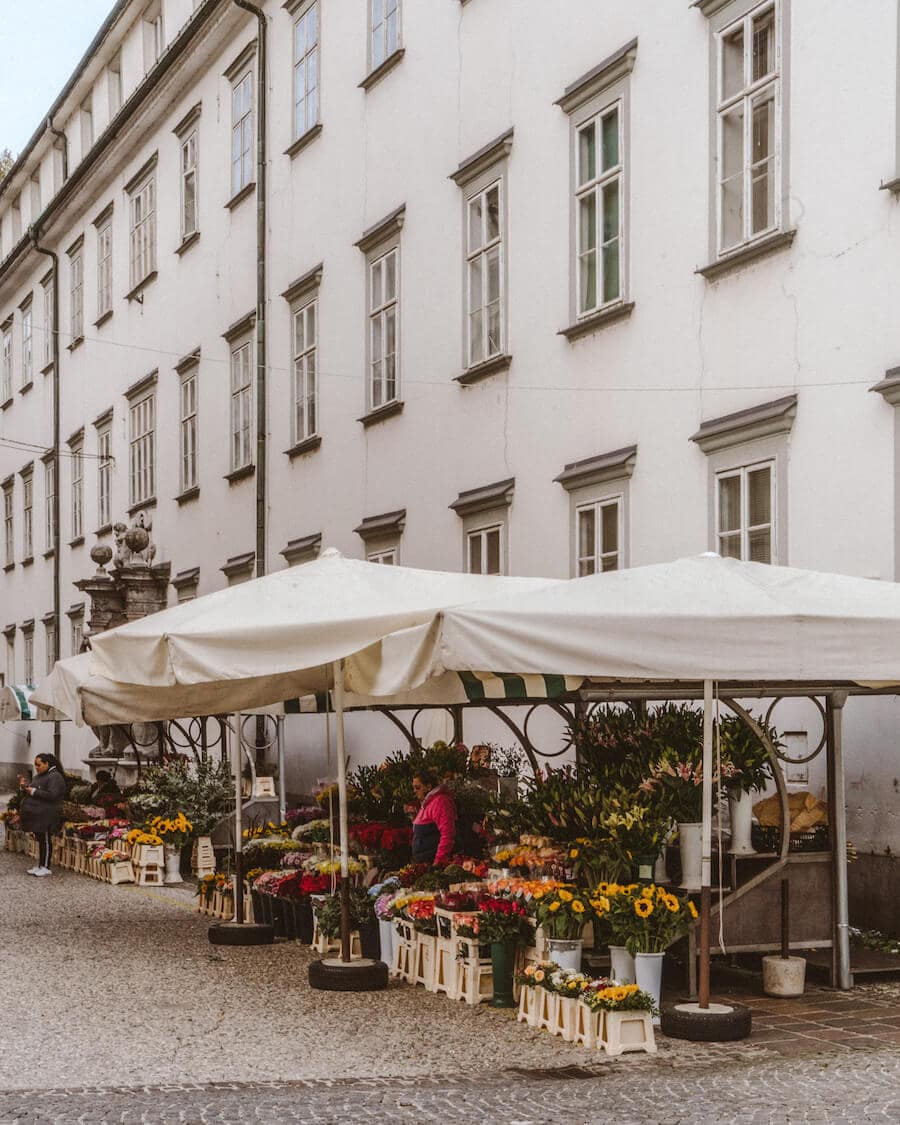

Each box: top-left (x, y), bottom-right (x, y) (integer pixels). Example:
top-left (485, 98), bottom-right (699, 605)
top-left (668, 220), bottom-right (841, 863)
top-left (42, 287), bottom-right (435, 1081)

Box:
top-left (411, 768), bottom-right (457, 866)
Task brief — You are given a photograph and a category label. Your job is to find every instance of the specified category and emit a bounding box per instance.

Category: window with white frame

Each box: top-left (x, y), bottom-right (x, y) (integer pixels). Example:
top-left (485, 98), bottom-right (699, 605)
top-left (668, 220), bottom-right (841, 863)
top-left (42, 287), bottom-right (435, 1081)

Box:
top-left (467, 524), bottom-right (502, 576)
top-left (180, 130), bottom-right (198, 240)
top-left (717, 2), bottom-right (779, 253)
top-left (230, 343), bottom-right (252, 470)
top-left (716, 461), bottom-right (773, 562)
top-left (292, 299), bottom-right (317, 443)
top-left (97, 219), bottom-right (112, 319)
top-left (369, 248), bottom-right (398, 409)
top-left (179, 367), bottom-right (198, 493)
top-left (466, 181), bottom-right (503, 367)
top-left (371, 0), bottom-right (400, 70)
top-left (293, 1), bottom-right (319, 140)
top-left (108, 54), bottom-right (123, 116)
top-left (44, 458), bottom-right (55, 551)
top-left (80, 100), bottom-right (93, 155)
top-left (2, 483), bottom-right (13, 567)
top-left (129, 174), bottom-right (156, 290)
top-left (129, 393), bottom-right (155, 506)
top-left (23, 629), bottom-right (33, 685)
top-left (21, 471), bottom-right (32, 559)
top-left (21, 302), bottom-right (32, 385)
top-left (576, 104), bottom-right (623, 314)
top-left (70, 442), bottom-right (83, 541)
top-left (231, 71), bottom-right (253, 198)
top-left (70, 613), bottom-right (84, 656)
top-left (143, 3), bottom-right (164, 72)
top-left (44, 621), bottom-right (56, 675)
top-left (69, 247), bottom-right (84, 342)
top-left (576, 497), bottom-right (621, 575)
top-left (367, 548), bottom-right (396, 565)
top-left (5, 634), bottom-right (14, 686)
top-left (42, 277), bottom-right (53, 367)
top-left (1, 322), bottom-right (12, 401)
top-left (97, 420), bottom-right (112, 527)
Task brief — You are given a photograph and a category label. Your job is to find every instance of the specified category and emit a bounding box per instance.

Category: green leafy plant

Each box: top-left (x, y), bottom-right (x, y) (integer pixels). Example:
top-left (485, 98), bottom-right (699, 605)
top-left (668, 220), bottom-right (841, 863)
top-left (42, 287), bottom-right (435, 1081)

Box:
top-left (127, 755), bottom-right (233, 834)
top-left (718, 714), bottom-right (777, 793)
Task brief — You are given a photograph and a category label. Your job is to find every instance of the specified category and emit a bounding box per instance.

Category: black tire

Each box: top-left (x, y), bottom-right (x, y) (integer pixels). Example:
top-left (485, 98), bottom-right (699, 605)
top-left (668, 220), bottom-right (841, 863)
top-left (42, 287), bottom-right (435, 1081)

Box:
top-left (660, 1000), bottom-right (752, 1042)
top-left (208, 921), bottom-right (275, 946)
top-left (308, 957), bottom-right (389, 992)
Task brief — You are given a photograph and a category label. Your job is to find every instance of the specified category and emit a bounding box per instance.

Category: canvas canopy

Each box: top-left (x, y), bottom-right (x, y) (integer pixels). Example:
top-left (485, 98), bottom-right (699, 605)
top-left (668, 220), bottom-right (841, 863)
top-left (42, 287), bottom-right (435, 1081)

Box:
top-left (86, 548), bottom-right (558, 690)
top-left (0, 684), bottom-right (41, 721)
top-left (357, 554), bottom-right (900, 692)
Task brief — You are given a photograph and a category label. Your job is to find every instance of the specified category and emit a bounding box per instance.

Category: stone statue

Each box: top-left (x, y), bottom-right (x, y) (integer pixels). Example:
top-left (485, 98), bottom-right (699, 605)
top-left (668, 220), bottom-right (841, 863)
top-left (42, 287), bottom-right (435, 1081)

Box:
top-left (112, 513), bottom-right (156, 569)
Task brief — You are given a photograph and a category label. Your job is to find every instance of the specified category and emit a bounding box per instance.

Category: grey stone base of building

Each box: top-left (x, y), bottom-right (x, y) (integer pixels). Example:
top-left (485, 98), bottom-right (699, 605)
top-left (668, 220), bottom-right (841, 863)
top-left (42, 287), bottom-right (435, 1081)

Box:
top-left (0, 759), bottom-right (28, 790)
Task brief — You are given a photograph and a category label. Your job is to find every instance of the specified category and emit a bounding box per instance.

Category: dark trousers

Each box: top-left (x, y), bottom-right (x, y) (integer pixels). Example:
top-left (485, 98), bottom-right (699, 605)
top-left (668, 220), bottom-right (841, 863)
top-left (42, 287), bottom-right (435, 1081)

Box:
top-left (34, 831), bottom-right (52, 868)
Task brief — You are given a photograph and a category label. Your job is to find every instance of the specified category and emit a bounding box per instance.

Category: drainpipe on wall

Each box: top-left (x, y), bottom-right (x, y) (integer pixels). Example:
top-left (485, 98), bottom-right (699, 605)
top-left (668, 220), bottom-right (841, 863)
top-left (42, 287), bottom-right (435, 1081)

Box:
top-left (46, 116), bottom-right (68, 183)
top-left (29, 228), bottom-right (61, 759)
top-left (233, 0), bottom-right (267, 579)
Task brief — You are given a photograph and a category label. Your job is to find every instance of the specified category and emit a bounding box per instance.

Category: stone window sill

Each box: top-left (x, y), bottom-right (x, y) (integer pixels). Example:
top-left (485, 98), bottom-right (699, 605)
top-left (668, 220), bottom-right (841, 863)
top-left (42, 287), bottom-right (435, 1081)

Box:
top-left (455, 353), bottom-right (512, 386)
top-left (559, 301), bottom-right (634, 342)
top-left (697, 229), bottom-right (797, 282)
top-left (69, 536), bottom-right (84, 549)
top-left (359, 49), bottom-right (405, 92)
top-left (175, 485), bottom-right (200, 505)
top-left (285, 124), bottom-right (323, 159)
top-left (93, 309), bottom-right (113, 329)
top-left (95, 523), bottom-right (112, 538)
top-left (225, 182), bottom-right (255, 211)
top-left (21, 556), bottom-right (33, 568)
top-left (1, 397), bottom-right (12, 411)
top-left (127, 497), bottom-right (157, 516)
top-left (358, 400), bottom-right (404, 428)
top-left (66, 335), bottom-right (85, 353)
top-left (3, 562), bottom-right (14, 573)
top-left (43, 549), bottom-right (54, 560)
top-left (224, 464), bottom-right (255, 484)
top-left (176, 231), bottom-right (200, 256)
top-left (18, 381), bottom-right (33, 396)
top-left (285, 434), bottom-right (322, 459)
top-left (40, 361), bottom-right (54, 377)
top-left (125, 271), bottom-right (158, 302)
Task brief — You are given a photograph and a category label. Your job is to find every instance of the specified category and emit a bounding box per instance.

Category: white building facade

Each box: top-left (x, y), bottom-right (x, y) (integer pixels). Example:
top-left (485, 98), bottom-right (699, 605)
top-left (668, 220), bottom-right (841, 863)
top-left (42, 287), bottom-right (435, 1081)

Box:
top-left (0, 0), bottom-right (899, 922)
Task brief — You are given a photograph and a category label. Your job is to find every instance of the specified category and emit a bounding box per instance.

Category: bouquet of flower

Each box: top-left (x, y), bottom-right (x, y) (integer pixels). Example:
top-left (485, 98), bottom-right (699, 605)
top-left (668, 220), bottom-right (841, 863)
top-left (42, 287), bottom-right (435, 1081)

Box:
top-left (718, 714), bottom-right (777, 794)
top-left (406, 897), bottom-right (437, 935)
top-left (640, 759), bottom-right (705, 825)
top-left (375, 891), bottom-right (399, 921)
top-left (474, 895), bottom-right (532, 945)
top-left (514, 960), bottom-right (560, 989)
top-left (529, 885), bottom-right (590, 940)
top-left (580, 981), bottom-right (658, 1015)
top-left (148, 812), bottom-right (193, 850)
top-left (606, 883), bottom-right (698, 955)
top-left (125, 828), bottom-right (164, 846)
top-left (545, 967), bottom-right (592, 997)
top-left (397, 862), bottom-right (432, 887)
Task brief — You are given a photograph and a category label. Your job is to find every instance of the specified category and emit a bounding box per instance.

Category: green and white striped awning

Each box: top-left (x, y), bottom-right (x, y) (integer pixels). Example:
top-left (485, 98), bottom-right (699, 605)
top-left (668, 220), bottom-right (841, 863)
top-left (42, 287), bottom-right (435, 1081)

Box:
top-left (280, 672), bottom-right (583, 713)
top-left (0, 684), bottom-right (39, 721)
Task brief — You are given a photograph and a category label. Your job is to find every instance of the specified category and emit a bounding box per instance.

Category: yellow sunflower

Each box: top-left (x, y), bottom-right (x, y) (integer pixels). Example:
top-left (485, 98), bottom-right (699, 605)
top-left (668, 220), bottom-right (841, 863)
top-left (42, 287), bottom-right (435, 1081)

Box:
top-left (634, 898), bottom-right (654, 918)
top-left (569, 848), bottom-right (579, 859)
top-left (558, 889), bottom-right (573, 903)
top-left (688, 900), bottom-right (699, 919)
top-left (664, 894), bottom-right (680, 913)
top-left (571, 900), bottom-right (585, 914)
top-left (548, 901), bottom-right (561, 913)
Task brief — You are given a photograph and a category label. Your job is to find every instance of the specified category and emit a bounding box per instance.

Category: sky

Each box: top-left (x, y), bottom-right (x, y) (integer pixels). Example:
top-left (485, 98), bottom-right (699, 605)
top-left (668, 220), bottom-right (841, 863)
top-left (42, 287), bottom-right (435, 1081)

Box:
top-left (0, 1), bottom-right (114, 156)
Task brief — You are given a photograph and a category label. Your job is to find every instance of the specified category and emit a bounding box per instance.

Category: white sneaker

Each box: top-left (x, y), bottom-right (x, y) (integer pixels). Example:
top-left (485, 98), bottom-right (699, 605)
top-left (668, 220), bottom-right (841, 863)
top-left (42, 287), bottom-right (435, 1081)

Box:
top-left (26, 866), bottom-right (40, 875)
top-left (32, 867), bottom-right (52, 877)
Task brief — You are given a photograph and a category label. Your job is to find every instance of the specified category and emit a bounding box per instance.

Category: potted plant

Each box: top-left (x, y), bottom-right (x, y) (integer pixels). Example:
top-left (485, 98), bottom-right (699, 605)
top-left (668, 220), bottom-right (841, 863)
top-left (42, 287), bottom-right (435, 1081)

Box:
top-left (475, 895), bottom-right (532, 1008)
top-left (580, 980), bottom-right (659, 1055)
top-left (147, 812), bottom-right (193, 884)
top-left (606, 883), bottom-right (697, 1022)
top-left (529, 885), bottom-right (591, 971)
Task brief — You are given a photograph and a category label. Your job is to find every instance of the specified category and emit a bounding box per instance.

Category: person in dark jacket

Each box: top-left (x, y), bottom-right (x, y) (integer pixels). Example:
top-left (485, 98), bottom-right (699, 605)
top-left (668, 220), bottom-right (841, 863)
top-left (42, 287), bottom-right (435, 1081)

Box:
top-left (18, 753), bottom-right (66, 877)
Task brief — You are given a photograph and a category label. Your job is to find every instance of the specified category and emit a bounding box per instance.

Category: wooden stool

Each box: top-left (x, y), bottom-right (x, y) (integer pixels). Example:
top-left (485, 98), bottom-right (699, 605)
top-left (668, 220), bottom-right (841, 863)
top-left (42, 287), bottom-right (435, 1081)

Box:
top-left (455, 935), bottom-right (493, 1006)
top-left (137, 864), bottom-right (164, 886)
top-left (573, 1003), bottom-right (601, 1048)
top-left (600, 1010), bottom-right (657, 1056)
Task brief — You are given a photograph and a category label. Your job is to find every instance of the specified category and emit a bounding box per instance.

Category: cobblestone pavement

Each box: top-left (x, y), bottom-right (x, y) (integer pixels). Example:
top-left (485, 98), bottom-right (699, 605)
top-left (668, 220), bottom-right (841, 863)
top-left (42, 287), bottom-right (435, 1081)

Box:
top-left (1, 1047), bottom-right (899, 1124)
top-left (1, 846), bottom-right (899, 1123)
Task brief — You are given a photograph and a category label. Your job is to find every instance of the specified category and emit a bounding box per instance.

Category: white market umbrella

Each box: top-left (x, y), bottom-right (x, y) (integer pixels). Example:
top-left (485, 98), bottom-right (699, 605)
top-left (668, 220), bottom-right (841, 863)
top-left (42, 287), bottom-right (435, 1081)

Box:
top-left (364, 553), bottom-right (900, 1002)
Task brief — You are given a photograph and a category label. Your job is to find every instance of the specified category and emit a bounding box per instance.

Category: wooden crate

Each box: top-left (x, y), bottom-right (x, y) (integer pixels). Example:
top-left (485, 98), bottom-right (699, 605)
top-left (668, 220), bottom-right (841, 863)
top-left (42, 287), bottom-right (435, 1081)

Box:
top-left (109, 861), bottom-right (135, 885)
top-left (133, 844), bottom-right (165, 867)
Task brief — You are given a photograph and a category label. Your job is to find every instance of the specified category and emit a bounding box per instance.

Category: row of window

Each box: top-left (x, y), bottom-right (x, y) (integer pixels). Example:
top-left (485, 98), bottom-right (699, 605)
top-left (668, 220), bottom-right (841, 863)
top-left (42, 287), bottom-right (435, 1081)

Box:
top-left (2, 614), bottom-right (76, 687)
top-left (0, 0), bottom-right (783, 412)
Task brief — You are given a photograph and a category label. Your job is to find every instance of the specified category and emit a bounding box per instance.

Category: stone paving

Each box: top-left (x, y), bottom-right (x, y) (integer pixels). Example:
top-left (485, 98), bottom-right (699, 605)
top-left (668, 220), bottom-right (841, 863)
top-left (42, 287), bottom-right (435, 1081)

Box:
top-left (1, 846), bottom-right (899, 1123)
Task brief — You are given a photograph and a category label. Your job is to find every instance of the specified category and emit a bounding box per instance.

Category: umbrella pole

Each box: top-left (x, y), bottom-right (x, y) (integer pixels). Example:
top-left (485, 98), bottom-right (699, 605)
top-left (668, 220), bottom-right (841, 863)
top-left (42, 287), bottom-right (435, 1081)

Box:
top-left (699, 679), bottom-right (714, 1008)
top-left (233, 713), bottom-right (245, 926)
top-left (276, 715), bottom-right (286, 826)
top-left (332, 660), bottom-right (351, 963)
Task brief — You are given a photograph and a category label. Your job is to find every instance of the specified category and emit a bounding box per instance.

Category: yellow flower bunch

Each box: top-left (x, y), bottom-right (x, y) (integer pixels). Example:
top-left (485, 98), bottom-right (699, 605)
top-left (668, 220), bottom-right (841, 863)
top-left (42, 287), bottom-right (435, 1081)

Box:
top-left (149, 812), bottom-right (193, 838)
top-left (125, 828), bottom-right (163, 846)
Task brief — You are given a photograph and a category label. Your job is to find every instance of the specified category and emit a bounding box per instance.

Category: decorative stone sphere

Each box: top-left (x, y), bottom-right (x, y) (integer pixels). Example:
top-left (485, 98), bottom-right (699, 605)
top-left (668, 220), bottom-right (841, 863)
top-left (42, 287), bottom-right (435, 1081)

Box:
top-left (90, 544), bottom-right (113, 568)
top-left (124, 526), bottom-right (150, 554)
